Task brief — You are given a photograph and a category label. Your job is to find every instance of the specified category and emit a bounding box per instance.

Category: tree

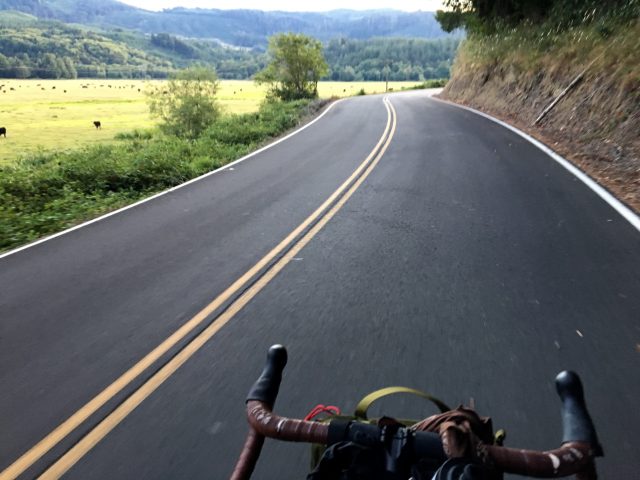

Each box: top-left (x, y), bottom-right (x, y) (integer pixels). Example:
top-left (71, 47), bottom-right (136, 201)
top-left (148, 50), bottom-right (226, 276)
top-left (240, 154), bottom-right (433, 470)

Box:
top-left (39, 53), bottom-right (60, 78)
top-left (55, 57), bottom-right (68, 78)
top-left (12, 59), bottom-right (30, 79)
top-left (146, 65), bottom-right (220, 139)
top-left (0, 54), bottom-right (10, 77)
top-left (435, 0), bottom-right (632, 33)
top-left (255, 33), bottom-right (328, 101)
top-left (436, 0), bottom-right (554, 33)
top-left (63, 57), bottom-right (78, 79)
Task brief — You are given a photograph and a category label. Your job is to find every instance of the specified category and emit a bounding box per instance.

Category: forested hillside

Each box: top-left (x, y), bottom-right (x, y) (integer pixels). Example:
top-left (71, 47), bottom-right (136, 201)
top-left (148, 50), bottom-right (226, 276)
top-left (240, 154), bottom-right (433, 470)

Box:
top-left (0, 13), bottom-right (169, 78)
top-left (0, 12), bottom-right (267, 79)
top-left (0, 0), bottom-right (458, 48)
top-left (325, 37), bottom-right (458, 81)
top-left (0, 12), bottom-right (460, 80)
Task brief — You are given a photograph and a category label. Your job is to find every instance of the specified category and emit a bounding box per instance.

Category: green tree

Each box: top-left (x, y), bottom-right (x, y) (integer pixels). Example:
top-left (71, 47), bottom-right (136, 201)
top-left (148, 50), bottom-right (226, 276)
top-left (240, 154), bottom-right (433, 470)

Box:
top-left (435, 0), bottom-right (635, 33)
top-left (63, 57), bottom-right (78, 79)
top-left (56, 57), bottom-right (68, 78)
top-left (39, 53), bottom-right (60, 78)
top-left (255, 33), bottom-right (328, 101)
top-left (12, 59), bottom-right (30, 78)
top-left (0, 53), bottom-right (10, 76)
top-left (436, 0), bottom-right (554, 33)
top-left (146, 65), bottom-right (220, 139)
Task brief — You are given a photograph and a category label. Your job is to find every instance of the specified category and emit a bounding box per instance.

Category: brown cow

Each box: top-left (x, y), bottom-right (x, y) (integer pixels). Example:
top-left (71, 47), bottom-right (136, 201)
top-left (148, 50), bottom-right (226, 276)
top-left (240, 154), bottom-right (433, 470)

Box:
top-left (93, 121), bottom-right (101, 129)
top-left (0, 127), bottom-right (6, 137)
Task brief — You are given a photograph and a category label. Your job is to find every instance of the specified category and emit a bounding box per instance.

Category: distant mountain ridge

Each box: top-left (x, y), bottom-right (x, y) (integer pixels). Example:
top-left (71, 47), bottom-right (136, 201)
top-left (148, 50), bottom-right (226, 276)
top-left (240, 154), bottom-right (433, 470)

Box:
top-left (0, 0), bottom-right (455, 48)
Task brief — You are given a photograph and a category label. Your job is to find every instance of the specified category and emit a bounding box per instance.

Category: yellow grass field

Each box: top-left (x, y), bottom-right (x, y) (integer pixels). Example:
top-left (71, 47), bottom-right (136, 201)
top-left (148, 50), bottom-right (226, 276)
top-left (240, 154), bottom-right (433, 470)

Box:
top-left (0, 79), bottom-right (421, 163)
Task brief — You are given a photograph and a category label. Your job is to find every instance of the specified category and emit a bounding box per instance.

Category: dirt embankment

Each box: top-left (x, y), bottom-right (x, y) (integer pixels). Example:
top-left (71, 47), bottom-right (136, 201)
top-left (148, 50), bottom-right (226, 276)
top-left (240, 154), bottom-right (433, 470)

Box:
top-left (440, 21), bottom-right (640, 213)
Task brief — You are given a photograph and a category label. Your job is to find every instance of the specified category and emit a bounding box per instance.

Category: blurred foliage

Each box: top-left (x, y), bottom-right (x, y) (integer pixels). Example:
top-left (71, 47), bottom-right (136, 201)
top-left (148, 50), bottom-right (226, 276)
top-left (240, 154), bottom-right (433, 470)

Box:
top-left (436, 0), bottom-right (639, 34)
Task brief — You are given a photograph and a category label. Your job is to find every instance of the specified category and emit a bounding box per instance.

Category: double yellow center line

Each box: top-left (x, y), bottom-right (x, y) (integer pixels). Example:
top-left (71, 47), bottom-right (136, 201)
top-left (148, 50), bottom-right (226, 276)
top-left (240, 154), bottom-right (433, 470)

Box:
top-left (2, 96), bottom-right (398, 479)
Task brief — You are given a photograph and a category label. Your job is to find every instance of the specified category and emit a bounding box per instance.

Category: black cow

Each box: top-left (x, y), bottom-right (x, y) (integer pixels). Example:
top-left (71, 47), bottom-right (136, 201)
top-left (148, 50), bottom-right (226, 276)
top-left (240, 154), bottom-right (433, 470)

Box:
top-left (93, 121), bottom-right (101, 129)
top-left (0, 127), bottom-right (6, 137)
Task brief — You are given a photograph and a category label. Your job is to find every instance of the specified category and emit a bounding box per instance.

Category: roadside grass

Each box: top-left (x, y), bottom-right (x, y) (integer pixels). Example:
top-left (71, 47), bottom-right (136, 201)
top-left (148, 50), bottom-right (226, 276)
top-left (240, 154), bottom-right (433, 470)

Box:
top-left (404, 78), bottom-right (448, 89)
top-left (457, 15), bottom-right (639, 84)
top-left (317, 81), bottom-right (422, 98)
top-left (0, 79), bottom-right (421, 163)
top-left (0, 99), bottom-right (323, 252)
top-left (0, 78), bottom-right (423, 251)
top-left (449, 15), bottom-right (639, 135)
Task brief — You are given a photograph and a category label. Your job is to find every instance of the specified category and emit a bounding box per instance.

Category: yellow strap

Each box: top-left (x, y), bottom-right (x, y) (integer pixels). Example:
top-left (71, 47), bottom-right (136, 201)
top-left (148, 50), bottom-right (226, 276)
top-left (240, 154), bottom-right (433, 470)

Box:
top-left (355, 386), bottom-right (450, 420)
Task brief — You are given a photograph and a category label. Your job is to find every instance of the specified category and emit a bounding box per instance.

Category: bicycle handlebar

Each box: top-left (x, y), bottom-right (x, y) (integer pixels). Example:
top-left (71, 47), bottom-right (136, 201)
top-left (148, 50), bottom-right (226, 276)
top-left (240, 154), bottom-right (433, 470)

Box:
top-left (555, 371), bottom-right (602, 455)
top-left (233, 345), bottom-right (602, 479)
top-left (246, 344), bottom-right (288, 409)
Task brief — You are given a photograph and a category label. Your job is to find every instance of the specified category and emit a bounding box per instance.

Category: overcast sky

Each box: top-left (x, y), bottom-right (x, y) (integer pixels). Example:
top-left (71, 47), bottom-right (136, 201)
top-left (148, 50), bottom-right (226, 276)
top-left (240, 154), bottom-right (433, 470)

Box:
top-left (118, 1), bottom-right (445, 12)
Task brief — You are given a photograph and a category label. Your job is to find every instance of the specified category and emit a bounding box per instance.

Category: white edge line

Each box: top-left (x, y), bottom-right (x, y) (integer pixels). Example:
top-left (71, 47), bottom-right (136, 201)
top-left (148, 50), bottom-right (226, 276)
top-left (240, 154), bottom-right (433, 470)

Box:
top-left (431, 96), bottom-right (640, 233)
top-left (0, 99), bottom-right (345, 260)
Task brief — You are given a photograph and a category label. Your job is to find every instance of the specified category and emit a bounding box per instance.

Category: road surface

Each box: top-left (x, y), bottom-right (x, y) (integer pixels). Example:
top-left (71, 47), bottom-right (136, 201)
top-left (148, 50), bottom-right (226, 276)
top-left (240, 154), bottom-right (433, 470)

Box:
top-left (1, 91), bottom-right (639, 479)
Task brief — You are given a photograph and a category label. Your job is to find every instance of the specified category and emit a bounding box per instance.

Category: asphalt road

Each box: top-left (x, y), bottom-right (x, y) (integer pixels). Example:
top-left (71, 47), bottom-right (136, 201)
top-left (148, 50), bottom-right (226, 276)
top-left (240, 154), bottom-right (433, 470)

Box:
top-left (1, 91), bottom-right (639, 479)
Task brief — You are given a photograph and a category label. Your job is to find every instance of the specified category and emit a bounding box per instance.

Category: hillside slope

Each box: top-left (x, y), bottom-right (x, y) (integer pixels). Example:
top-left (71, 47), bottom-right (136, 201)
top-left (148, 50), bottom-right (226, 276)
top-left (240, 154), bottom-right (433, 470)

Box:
top-left (0, 0), bottom-right (456, 48)
top-left (0, 11), bottom-right (460, 80)
top-left (0, 13), bottom-right (266, 78)
top-left (441, 19), bottom-right (639, 212)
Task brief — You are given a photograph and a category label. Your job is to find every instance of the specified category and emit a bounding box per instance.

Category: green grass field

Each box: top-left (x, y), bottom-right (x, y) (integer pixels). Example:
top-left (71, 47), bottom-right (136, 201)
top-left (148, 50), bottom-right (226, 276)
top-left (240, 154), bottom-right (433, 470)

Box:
top-left (0, 79), bottom-right (421, 163)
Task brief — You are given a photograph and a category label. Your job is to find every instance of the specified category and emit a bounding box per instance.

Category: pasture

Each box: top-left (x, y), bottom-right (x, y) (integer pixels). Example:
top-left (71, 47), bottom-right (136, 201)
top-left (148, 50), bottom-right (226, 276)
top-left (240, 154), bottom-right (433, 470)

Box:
top-left (0, 79), bottom-right (421, 163)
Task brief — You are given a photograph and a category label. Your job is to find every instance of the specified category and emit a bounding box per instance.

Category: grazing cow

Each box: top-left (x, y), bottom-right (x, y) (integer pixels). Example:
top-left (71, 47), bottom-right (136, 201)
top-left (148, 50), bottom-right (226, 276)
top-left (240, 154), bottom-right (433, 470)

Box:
top-left (93, 121), bottom-right (101, 129)
top-left (0, 127), bottom-right (6, 137)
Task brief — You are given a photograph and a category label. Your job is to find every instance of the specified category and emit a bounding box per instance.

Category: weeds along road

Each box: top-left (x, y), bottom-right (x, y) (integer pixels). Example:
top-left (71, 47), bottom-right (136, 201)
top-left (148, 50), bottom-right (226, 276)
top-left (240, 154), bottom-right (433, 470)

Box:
top-left (1, 91), bottom-right (639, 479)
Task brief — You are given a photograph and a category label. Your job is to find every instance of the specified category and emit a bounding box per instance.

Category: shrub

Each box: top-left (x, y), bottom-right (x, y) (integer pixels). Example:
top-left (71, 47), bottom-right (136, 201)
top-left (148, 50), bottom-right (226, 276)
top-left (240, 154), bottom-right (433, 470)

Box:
top-left (114, 129), bottom-right (154, 141)
top-left (146, 66), bottom-right (220, 139)
top-left (0, 99), bottom-right (314, 251)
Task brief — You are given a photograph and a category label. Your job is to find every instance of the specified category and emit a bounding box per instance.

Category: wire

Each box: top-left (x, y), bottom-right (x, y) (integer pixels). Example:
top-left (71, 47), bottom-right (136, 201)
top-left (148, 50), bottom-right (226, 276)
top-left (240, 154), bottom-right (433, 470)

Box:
top-left (304, 404), bottom-right (341, 421)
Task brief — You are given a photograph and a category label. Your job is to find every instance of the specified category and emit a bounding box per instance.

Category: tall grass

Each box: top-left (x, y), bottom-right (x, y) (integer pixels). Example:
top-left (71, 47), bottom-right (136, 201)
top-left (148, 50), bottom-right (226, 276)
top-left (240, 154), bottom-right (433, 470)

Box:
top-left (0, 99), bottom-right (322, 251)
top-left (457, 2), bottom-right (639, 77)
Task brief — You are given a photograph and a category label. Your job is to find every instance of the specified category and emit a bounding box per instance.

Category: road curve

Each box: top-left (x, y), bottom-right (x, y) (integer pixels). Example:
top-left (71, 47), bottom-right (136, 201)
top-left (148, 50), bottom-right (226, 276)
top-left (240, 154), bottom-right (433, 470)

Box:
top-left (1, 91), bottom-right (639, 479)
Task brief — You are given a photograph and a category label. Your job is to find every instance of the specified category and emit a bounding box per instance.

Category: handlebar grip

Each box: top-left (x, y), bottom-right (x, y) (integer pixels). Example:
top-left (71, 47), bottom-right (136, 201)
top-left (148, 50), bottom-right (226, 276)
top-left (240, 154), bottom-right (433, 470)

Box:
top-left (246, 345), bottom-right (288, 409)
top-left (555, 371), bottom-right (603, 456)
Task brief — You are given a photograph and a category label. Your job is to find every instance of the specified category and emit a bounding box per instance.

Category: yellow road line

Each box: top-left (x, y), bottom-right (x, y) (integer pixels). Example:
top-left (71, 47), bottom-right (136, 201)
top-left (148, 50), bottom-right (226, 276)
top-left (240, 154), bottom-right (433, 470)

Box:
top-left (38, 97), bottom-right (397, 479)
top-left (0, 97), bottom-right (394, 480)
